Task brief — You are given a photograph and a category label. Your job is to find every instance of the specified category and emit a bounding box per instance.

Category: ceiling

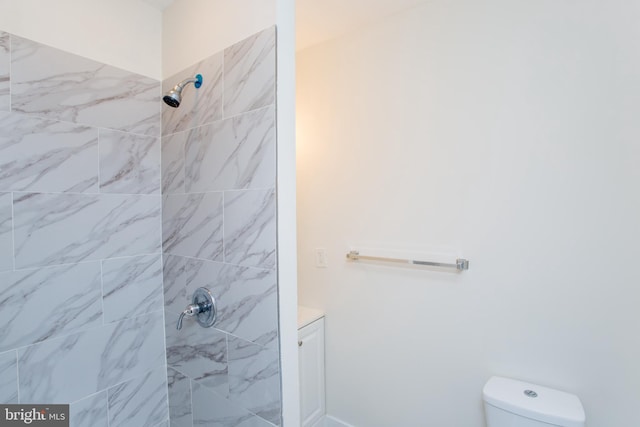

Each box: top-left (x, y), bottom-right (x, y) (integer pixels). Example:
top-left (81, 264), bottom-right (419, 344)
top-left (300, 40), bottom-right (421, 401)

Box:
top-left (140, 0), bottom-right (427, 51)
top-left (296, 0), bottom-right (427, 51)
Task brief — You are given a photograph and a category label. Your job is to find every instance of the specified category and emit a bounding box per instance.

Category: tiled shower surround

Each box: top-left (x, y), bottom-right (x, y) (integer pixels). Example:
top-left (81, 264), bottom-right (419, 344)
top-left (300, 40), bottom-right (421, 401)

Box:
top-left (0, 30), bottom-right (167, 427)
top-left (0, 26), bottom-right (281, 427)
top-left (162, 27), bottom-right (281, 427)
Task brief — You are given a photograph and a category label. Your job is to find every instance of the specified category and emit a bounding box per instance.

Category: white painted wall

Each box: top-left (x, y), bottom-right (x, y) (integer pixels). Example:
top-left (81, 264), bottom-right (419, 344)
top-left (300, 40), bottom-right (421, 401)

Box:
top-left (162, 0), bottom-right (276, 77)
top-left (0, 0), bottom-right (162, 79)
top-left (296, 0), bottom-right (640, 426)
top-left (296, 0), bottom-right (425, 51)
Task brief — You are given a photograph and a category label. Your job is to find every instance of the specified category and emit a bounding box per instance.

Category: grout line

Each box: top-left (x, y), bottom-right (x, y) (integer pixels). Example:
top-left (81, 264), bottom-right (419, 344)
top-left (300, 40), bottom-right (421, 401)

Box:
top-left (10, 190), bottom-right (163, 197)
top-left (222, 49), bottom-right (225, 120)
top-left (94, 126), bottom-right (160, 139)
top-left (225, 332), bottom-right (231, 397)
top-left (12, 307), bottom-right (166, 354)
top-left (225, 330), bottom-right (276, 351)
top-left (189, 377), bottom-right (195, 427)
top-left (97, 129), bottom-right (102, 192)
top-left (68, 389), bottom-right (104, 405)
top-left (164, 186), bottom-right (276, 197)
top-left (14, 349), bottom-right (20, 404)
top-left (100, 252), bottom-right (161, 262)
top-left (244, 406), bottom-right (278, 427)
top-left (8, 33), bottom-right (11, 113)
top-left (166, 365), bottom-right (190, 381)
top-left (100, 260), bottom-right (106, 325)
top-left (180, 123), bottom-right (187, 195)
top-left (161, 103), bottom-right (274, 139)
top-left (159, 104), bottom-right (166, 221)
top-left (162, 253), bottom-right (274, 273)
top-left (102, 306), bottom-right (166, 326)
top-left (222, 191), bottom-right (226, 264)
top-left (9, 252), bottom-right (162, 274)
top-left (2, 108), bottom-right (159, 139)
top-left (108, 365), bottom-right (163, 395)
top-left (79, 364), bottom-right (168, 423)
top-left (105, 382), bottom-right (111, 427)
top-left (160, 294), bottom-right (171, 426)
top-left (160, 67), bottom-right (170, 427)
top-left (10, 192), bottom-right (15, 272)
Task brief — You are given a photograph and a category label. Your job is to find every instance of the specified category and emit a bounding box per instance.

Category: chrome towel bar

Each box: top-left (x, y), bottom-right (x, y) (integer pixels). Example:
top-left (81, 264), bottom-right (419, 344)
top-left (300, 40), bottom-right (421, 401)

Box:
top-left (346, 250), bottom-right (469, 271)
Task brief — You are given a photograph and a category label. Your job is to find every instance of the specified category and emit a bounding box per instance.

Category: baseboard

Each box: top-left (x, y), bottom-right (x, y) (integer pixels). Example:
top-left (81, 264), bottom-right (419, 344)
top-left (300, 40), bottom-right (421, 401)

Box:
top-left (311, 415), bottom-right (355, 427)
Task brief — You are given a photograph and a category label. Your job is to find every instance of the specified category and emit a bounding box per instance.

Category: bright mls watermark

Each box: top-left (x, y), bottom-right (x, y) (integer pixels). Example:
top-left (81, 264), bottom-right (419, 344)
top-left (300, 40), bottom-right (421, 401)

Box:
top-left (0, 405), bottom-right (69, 426)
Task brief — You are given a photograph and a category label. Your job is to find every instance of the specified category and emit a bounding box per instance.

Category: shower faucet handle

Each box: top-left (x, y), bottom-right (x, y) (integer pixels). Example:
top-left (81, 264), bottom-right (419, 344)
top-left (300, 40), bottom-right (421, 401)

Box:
top-left (176, 288), bottom-right (217, 330)
top-left (176, 303), bottom-right (201, 330)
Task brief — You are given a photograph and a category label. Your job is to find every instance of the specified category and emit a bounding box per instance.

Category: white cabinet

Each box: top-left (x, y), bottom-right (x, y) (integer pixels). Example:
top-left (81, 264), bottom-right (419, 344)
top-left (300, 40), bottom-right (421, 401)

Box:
top-left (299, 317), bottom-right (325, 427)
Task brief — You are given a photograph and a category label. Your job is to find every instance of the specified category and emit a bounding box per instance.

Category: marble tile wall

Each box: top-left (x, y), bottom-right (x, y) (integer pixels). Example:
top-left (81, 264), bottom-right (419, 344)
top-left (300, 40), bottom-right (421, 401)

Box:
top-left (0, 31), bottom-right (9, 111)
top-left (0, 31), bottom-right (168, 427)
top-left (161, 26), bottom-right (281, 427)
top-left (11, 36), bottom-right (160, 137)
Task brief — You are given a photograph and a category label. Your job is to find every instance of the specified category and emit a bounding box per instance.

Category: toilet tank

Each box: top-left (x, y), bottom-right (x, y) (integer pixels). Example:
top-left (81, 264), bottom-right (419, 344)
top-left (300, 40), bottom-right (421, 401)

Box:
top-left (483, 377), bottom-right (585, 427)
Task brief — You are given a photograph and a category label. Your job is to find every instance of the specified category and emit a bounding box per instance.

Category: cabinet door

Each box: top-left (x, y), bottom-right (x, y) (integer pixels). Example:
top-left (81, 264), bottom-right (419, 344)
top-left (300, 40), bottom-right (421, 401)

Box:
top-left (299, 318), bottom-right (325, 427)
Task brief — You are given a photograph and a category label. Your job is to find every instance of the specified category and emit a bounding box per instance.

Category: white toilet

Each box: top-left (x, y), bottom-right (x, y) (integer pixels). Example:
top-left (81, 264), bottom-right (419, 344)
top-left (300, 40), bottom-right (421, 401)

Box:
top-left (483, 376), bottom-right (586, 427)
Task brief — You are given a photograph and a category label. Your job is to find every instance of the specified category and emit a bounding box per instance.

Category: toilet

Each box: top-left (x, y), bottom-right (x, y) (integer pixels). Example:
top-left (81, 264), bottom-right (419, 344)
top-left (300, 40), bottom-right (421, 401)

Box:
top-left (483, 376), bottom-right (586, 427)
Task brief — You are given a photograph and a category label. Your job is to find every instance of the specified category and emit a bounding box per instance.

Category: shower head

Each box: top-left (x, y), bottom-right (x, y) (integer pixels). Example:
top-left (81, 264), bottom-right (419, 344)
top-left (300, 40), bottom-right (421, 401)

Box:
top-left (163, 74), bottom-right (203, 108)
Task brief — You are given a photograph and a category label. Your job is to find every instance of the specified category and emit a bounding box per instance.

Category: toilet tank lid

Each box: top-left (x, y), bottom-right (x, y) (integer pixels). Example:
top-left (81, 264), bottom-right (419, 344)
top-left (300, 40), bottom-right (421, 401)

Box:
top-left (483, 377), bottom-right (585, 427)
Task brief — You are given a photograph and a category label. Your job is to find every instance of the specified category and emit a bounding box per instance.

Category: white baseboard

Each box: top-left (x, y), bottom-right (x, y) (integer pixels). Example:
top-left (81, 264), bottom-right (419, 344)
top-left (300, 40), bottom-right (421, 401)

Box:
top-left (311, 415), bottom-right (355, 427)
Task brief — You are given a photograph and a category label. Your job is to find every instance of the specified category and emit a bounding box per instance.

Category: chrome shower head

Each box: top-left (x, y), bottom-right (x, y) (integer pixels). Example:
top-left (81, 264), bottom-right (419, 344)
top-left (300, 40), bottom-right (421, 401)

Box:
top-left (163, 90), bottom-right (181, 108)
top-left (163, 74), bottom-right (203, 108)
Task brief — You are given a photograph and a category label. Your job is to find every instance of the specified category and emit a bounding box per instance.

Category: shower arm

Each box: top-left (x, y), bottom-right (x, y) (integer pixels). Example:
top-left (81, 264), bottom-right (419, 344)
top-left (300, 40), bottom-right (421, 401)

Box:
top-left (173, 77), bottom-right (197, 91)
top-left (172, 74), bottom-right (203, 91)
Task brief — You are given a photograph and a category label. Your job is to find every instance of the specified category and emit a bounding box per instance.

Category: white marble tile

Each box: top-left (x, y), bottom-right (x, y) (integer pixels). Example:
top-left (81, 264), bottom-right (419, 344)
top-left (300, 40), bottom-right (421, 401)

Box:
top-left (108, 366), bottom-right (168, 427)
top-left (192, 381), bottom-right (274, 427)
top-left (167, 367), bottom-right (191, 427)
top-left (18, 311), bottom-right (165, 404)
top-left (153, 421), bottom-right (169, 427)
top-left (0, 350), bottom-right (18, 403)
top-left (224, 189), bottom-right (276, 269)
top-left (224, 28), bottom-right (276, 117)
top-left (163, 192), bottom-right (223, 261)
top-left (163, 255), bottom-right (277, 348)
top-left (162, 51), bottom-right (223, 136)
top-left (181, 122), bottom-right (220, 191)
top-left (185, 106), bottom-right (276, 192)
top-left (11, 36), bottom-right (161, 137)
top-left (161, 132), bottom-right (185, 194)
top-left (162, 255), bottom-right (209, 316)
top-left (13, 193), bottom-right (161, 269)
top-left (0, 111), bottom-right (99, 193)
top-left (0, 193), bottom-right (11, 272)
top-left (102, 255), bottom-right (163, 324)
top-left (165, 311), bottom-right (228, 395)
top-left (99, 130), bottom-right (161, 194)
top-left (162, 255), bottom-right (219, 317)
top-left (214, 265), bottom-right (278, 348)
top-left (70, 392), bottom-right (108, 427)
top-left (228, 336), bottom-right (281, 426)
top-left (0, 31), bottom-right (10, 111)
top-left (0, 262), bottom-right (102, 352)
